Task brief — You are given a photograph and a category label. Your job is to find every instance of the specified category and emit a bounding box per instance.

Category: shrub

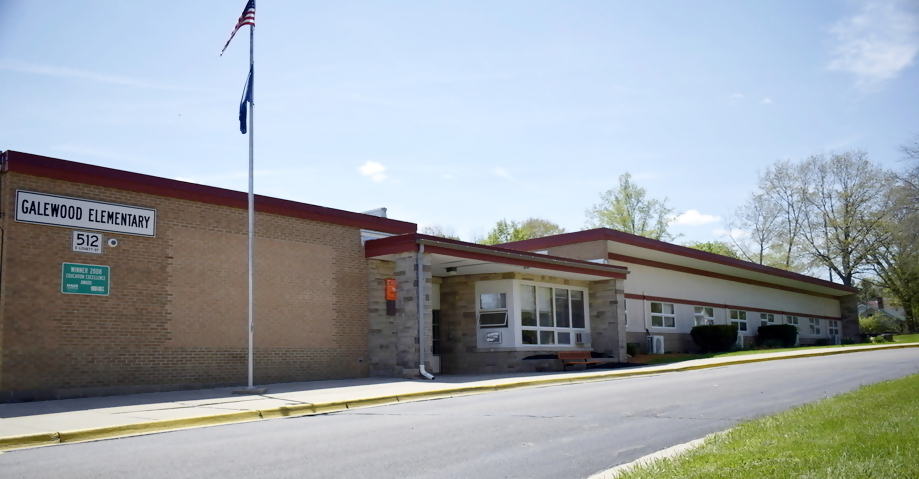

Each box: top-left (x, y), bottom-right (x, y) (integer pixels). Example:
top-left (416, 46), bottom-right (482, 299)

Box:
top-left (691, 324), bottom-right (738, 353)
top-left (626, 342), bottom-right (639, 357)
top-left (841, 337), bottom-right (861, 345)
top-left (871, 335), bottom-right (888, 344)
top-left (757, 324), bottom-right (798, 348)
top-left (815, 338), bottom-right (830, 346)
top-left (860, 313), bottom-right (905, 335)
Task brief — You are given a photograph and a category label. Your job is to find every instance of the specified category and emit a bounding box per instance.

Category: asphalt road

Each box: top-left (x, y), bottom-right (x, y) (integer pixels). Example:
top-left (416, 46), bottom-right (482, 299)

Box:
top-left (2, 348), bottom-right (918, 479)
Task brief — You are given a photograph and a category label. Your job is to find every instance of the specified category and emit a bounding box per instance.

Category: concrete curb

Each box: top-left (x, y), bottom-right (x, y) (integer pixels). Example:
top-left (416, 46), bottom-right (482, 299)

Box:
top-left (2, 342), bottom-right (916, 452)
top-left (587, 430), bottom-right (728, 479)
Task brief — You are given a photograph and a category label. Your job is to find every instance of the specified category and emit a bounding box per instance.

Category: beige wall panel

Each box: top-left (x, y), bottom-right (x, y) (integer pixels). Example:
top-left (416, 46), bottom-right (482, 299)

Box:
top-left (166, 228), bottom-right (335, 348)
top-left (621, 262), bottom-right (841, 337)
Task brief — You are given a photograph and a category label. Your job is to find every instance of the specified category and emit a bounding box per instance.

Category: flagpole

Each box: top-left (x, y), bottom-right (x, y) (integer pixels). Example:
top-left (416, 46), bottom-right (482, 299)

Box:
top-left (246, 19), bottom-right (255, 390)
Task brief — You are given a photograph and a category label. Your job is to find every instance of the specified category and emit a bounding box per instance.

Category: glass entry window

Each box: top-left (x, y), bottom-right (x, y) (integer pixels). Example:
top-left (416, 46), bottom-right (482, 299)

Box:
top-left (520, 284), bottom-right (587, 346)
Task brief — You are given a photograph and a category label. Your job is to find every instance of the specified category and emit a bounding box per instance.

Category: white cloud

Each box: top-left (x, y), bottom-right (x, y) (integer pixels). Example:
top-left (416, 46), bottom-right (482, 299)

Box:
top-left (713, 228), bottom-right (748, 238)
top-left (358, 161), bottom-right (387, 182)
top-left (672, 210), bottom-right (721, 226)
top-left (828, 1), bottom-right (919, 84)
top-left (760, 97), bottom-right (773, 104)
top-left (442, 174), bottom-right (454, 180)
top-left (493, 167), bottom-right (512, 179)
top-left (0, 59), bottom-right (195, 91)
top-left (730, 93), bottom-right (744, 99)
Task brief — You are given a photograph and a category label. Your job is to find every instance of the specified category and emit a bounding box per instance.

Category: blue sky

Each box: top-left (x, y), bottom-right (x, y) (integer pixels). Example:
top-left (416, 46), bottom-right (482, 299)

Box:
top-left (1, 0), bottom-right (917, 243)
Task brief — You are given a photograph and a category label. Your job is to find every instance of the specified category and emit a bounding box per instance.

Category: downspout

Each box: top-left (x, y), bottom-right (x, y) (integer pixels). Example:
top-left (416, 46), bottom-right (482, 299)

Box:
top-left (417, 244), bottom-right (435, 380)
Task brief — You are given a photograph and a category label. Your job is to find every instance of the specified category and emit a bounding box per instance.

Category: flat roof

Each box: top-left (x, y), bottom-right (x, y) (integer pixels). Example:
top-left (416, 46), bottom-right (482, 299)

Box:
top-left (1, 150), bottom-right (416, 234)
top-left (499, 228), bottom-right (857, 296)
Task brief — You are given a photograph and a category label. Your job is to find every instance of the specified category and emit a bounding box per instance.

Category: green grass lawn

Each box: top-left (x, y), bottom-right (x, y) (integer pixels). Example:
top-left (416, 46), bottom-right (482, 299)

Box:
top-left (614, 373), bottom-right (919, 479)
top-left (640, 336), bottom-right (919, 366)
top-left (894, 333), bottom-right (919, 343)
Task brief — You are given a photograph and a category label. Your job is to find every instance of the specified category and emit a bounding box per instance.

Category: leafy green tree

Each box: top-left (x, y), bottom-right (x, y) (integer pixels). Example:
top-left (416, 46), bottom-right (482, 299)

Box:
top-left (731, 151), bottom-right (894, 286)
top-left (684, 241), bottom-right (740, 259)
top-left (585, 173), bottom-right (677, 241)
top-left (856, 278), bottom-right (885, 305)
top-left (869, 141), bottom-right (919, 332)
top-left (480, 218), bottom-right (566, 245)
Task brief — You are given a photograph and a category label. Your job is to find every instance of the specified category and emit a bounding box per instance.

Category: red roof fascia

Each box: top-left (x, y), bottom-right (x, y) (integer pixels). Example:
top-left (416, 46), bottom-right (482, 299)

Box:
top-left (500, 228), bottom-right (857, 294)
top-left (423, 245), bottom-right (627, 279)
top-left (365, 233), bottom-right (629, 279)
top-left (364, 233), bottom-right (421, 257)
top-left (1, 150), bottom-right (416, 234)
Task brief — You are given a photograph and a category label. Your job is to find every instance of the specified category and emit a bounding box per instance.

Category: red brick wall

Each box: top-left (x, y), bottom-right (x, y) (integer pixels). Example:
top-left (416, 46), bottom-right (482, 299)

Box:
top-left (0, 171), bottom-right (371, 400)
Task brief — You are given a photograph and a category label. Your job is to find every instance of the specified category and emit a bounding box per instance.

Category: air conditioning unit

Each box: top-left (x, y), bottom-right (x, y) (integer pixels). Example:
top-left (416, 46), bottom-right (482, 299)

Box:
top-left (575, 332), bottom-right (590, 344)
top-left (651, 335), bottom-right (665, 354)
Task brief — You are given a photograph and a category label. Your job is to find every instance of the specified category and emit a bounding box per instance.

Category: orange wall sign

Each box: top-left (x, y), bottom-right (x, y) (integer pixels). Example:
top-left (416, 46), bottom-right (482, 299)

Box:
top-left (385, 279), bottom-right (397, 301)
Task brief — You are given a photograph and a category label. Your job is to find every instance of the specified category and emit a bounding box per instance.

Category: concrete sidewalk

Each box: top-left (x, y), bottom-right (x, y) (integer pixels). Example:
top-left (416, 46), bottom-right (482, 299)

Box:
top-left (2, 342), bottom-right (916, 452)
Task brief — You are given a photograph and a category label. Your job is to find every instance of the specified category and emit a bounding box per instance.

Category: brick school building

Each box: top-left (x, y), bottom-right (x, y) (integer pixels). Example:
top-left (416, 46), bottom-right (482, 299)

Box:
top-left (0, 151), bottom-right (858, 402)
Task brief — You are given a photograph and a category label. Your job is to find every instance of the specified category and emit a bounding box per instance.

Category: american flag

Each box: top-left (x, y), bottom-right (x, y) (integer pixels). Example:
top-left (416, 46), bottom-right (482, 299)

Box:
top-left (220, 0), bottom-right (256, 56)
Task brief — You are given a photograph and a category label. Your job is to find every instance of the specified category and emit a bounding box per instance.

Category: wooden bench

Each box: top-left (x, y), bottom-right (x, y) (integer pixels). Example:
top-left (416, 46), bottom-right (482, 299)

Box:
top-left (557, 351), bottom-right (601, 371)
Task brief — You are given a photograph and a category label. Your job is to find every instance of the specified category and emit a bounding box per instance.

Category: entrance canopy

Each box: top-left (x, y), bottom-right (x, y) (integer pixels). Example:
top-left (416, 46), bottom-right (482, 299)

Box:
top-left (365, 234), bottom-right (628, 281)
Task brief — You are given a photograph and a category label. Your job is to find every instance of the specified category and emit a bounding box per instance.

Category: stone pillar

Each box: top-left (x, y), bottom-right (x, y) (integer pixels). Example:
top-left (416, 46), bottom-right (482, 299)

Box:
top-left (398, 252), bottom-right (433, 378)
top-left (839, 294), bottom-right (860, 340)
top-left (367, 253), bottom-right (433, 378)
top-left (589, 279), bottom-right (626, 361)
top-left (367, 259), bottom-right (397, 376)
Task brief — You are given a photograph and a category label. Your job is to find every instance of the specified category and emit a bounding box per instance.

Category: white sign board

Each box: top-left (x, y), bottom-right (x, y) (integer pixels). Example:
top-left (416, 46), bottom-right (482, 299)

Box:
top-left (16, 190), bottom-right (156, 237)
top-left (72, 231), bottom-right (103, 254)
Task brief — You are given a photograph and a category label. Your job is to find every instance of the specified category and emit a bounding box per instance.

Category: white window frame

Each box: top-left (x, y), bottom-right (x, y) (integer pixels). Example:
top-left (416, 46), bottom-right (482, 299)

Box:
top-left (786, 315), bottom-right (800, 326)
top-left (730, 310), bottom-right (748, 332)
top-left (650, 302), bottom-right (676, 328)
top-left (808, 318), bottom-right (822, 335)
top-left (518, 282), bottom-right (589, 347)
top-left (694, 306), bottom-right (715, 326)
top-left (760, 313), bottom-right (776, 327)
top-left (828, 320), bottom-right (840, 336)
top-left (477, 292), bottom-right (508, 328)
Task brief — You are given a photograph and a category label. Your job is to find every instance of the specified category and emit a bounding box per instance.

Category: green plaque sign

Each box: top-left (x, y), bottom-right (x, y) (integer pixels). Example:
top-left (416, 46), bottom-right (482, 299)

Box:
top-left (61, 263), bottom-right (110, 295)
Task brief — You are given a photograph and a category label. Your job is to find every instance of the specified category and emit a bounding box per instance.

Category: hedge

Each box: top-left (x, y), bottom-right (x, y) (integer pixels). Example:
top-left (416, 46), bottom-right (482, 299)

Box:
top-left (690, 324), bottom-right (738, 353)
top-left (756, 324), bottom-right (798, 348)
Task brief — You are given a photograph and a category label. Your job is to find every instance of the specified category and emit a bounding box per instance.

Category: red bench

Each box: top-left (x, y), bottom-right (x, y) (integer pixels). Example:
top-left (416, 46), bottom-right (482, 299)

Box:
top-left (557, 351), bottom-right (601, 371)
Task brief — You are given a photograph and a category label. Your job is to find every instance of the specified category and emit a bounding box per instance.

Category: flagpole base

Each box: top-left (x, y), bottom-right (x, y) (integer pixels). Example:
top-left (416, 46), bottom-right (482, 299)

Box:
top-left (232, 387), bottom-right (268, 395)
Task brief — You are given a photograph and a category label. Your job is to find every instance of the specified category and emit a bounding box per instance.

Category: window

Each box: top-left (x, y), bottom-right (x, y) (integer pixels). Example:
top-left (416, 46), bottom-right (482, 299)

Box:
top-left (808, 318), bottom-right (821, 335)
top-left (694, 306), bottom-right (715, 326)
top-left (730, 310), bottom-right (747, 332)
top-left (786, 315), bottom-right (799, 326)
top-left (828, 320), bottom-right (840, 336)
top-left (478, 293), bottom-right (507, 328)
top-left (520, 284), bottom-right (588, 346)
top-left (760, 313), bottom-right (775, 327)
top-left (651, 302), bottom-right (676, 328)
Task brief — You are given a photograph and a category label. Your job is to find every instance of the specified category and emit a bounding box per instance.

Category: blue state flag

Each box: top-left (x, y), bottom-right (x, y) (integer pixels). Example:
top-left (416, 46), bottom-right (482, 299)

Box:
top-left (239, 67), bottom-right (253, 134)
